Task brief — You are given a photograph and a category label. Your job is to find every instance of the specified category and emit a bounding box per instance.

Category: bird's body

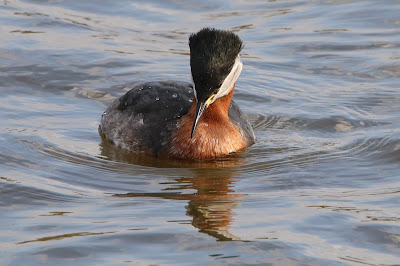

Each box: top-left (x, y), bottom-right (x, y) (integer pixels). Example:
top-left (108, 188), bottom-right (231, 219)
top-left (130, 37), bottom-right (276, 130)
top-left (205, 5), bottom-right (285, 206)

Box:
top-left (100, 28), bottom-right (255, 160)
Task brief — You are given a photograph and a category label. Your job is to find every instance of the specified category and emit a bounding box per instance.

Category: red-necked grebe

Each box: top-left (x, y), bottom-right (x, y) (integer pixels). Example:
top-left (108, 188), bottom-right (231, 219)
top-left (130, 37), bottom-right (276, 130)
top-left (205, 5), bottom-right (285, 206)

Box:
top-left (100, 28), bottom-right (256, 160)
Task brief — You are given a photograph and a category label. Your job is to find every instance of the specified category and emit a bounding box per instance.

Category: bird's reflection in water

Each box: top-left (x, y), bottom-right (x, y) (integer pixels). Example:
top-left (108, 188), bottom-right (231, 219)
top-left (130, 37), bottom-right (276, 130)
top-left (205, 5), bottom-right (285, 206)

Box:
top-left (183, 168), bottom-right (241, 241)
top-left (100, 134), bottom-right (244, 241)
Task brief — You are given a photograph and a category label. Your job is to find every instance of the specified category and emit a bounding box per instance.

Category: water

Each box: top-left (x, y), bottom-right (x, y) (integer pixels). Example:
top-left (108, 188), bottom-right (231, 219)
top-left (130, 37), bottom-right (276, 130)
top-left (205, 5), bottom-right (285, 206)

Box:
top-left (1, 0), bottom-right (399, 265)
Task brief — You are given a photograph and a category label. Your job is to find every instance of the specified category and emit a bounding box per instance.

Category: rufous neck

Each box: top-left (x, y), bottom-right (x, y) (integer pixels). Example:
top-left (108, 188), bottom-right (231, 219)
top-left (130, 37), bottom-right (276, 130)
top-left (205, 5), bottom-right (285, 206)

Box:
top-left (190, 83), bottom-right (235, 121)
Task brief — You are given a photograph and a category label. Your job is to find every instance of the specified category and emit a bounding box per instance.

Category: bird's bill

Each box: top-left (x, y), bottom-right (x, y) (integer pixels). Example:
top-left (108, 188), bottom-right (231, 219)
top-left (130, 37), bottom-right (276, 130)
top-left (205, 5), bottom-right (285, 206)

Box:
top-left (190, 94), bottom-right (215, 138)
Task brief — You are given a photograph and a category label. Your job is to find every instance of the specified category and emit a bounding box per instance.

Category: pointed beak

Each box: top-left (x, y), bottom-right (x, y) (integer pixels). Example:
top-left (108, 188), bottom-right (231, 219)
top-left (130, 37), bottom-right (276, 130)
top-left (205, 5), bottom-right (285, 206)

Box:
top-left (190, 94), bottom-right (215, 138)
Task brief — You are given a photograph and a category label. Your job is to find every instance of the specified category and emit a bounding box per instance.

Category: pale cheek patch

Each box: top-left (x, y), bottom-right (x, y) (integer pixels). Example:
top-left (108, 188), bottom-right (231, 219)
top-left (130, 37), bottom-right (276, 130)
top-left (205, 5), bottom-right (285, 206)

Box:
top-left (214, 56), bottom-right (243, 101)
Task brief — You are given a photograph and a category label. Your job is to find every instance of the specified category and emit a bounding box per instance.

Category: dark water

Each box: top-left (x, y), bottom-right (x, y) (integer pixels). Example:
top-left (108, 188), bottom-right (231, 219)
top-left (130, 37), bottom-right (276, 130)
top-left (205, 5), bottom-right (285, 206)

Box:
top-left (1, 0), bottom-right (400, 265)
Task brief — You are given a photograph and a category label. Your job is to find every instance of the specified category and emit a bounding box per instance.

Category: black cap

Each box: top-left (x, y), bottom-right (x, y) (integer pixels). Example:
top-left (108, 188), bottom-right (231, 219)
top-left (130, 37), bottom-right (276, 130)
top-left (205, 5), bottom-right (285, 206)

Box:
top-left (189, 28), bottom-right (243, 102)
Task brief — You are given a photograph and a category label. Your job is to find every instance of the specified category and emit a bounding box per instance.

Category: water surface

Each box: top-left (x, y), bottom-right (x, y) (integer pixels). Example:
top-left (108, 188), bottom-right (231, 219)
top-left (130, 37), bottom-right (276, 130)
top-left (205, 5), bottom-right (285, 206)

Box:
top-left (1, 0), bottom-right (400, 265)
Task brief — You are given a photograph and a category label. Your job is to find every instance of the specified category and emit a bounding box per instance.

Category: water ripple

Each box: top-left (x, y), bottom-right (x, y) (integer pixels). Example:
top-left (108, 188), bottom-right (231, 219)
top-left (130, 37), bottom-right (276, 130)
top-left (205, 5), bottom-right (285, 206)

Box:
top-left (1, 0), bottom-right (400, 264)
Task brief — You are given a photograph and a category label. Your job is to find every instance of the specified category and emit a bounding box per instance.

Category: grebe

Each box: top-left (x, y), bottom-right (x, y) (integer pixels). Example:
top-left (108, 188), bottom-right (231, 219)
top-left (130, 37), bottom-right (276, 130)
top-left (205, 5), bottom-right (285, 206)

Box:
top-left (100, 28), bottom-right (255, 160)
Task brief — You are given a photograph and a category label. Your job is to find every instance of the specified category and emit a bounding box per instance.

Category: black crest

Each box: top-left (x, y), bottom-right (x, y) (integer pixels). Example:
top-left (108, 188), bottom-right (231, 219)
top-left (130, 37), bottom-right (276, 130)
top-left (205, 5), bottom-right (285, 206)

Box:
top-left (189, 28), bottom-right (243, 100)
